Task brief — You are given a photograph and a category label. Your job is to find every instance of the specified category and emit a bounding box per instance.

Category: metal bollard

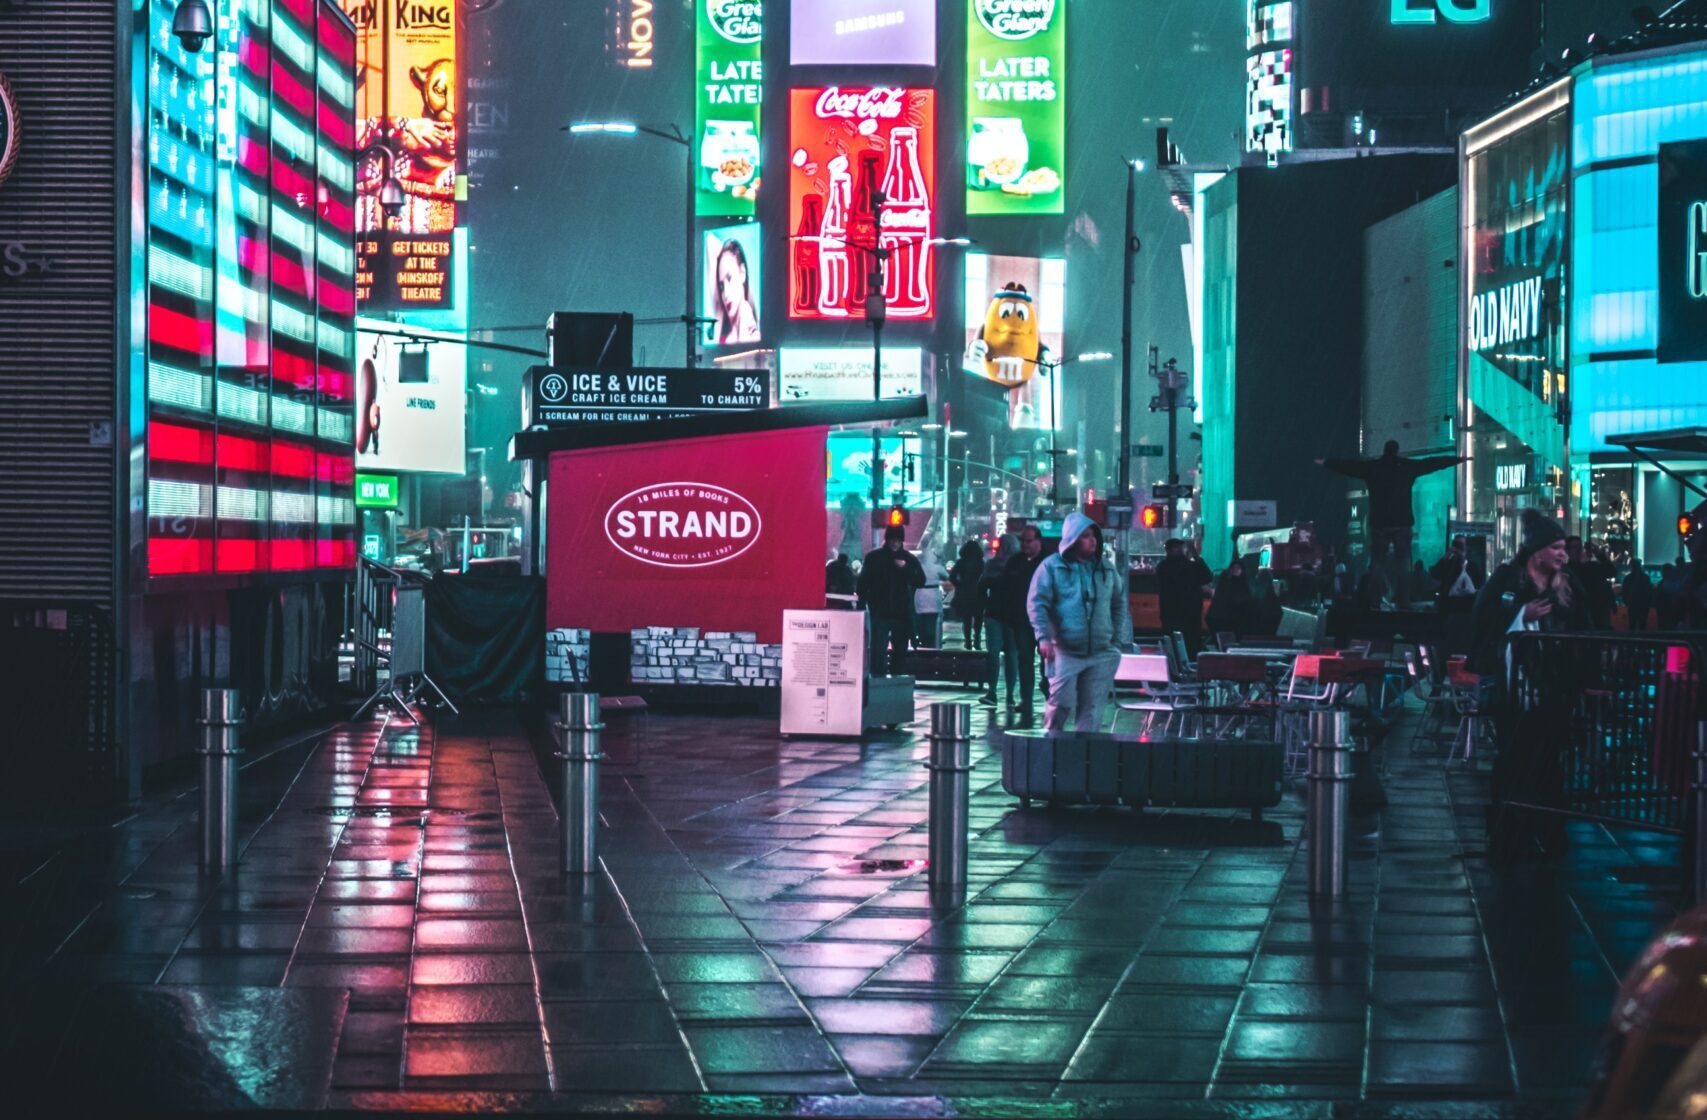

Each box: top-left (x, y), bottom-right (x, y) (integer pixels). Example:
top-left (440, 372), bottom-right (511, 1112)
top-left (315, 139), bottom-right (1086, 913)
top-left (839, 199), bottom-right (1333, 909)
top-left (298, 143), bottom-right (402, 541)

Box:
top-left (1306, 709), bottom-right (1356, 898)
top-left (557, 693), bottom-right (604, 876)
top-left (927, 702), bottom-right (973, 890)
top-left (197, 688), bottom-right (243, 871)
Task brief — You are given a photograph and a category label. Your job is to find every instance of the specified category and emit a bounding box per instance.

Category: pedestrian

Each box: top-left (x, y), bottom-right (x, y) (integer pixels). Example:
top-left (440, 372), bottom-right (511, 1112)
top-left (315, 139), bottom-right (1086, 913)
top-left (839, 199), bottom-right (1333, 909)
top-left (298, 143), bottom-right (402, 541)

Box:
top-left (825, 553), bottom-right (855, 598)
top-left (1623, 562), bottom-right (1653, 631)
top-left (1206, 559), bottom-right (1257, 639)
top-left (858, 524), bottom-right (925, 675)
top-left (1468, 509), bottom-right (1592, 678)
top-left (1316, 441), bottom-right (1464, 608)
top-left (990, 524), bottom-right (1049, 722)
top-left (1252, 570), bottom-right (1284, 635)
top-left (948, 539), bottom-right (986, 651)
top-left (912, 536), bottom-right (948, 649)
top-left (1565, 536), bottom-right (1615, 630)
top-left (1408, 560), bottom-right (1436, 606)
top-left (977, 534), bottom-right (1018, 707)
top-left (1155, 538), bottom-right (1213, 658)
top-left (1658, 562), bottom-right (1687, 630)
top-left (1430, 535), bottom-right (1485, 606)
top-left (1026, 512), bottom-right (1133, 732)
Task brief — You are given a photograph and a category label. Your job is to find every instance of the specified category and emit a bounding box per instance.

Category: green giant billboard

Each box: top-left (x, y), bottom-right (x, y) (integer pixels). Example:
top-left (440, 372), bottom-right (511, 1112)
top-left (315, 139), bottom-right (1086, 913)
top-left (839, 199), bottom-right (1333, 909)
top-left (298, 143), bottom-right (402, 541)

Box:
top-left (696, 1), bottom-right (763, 218)
top-left (967, 0), bottom-right (1066, 216)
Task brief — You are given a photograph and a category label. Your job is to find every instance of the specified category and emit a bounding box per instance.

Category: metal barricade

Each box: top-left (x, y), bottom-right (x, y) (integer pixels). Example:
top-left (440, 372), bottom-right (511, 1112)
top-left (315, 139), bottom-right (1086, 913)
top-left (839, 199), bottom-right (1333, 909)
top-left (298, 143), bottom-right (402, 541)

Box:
top-left (1503, 632), bottom-right (1707, 898)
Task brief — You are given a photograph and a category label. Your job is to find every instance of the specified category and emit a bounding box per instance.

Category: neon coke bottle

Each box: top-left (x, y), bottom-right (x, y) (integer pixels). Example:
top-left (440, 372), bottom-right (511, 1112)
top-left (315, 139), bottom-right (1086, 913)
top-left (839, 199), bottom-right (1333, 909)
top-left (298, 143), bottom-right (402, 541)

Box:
top-left (793, 193), bottom-right (823, 316)
top-left (818, 156), bottom-right (852, 317)
top-left (880, 126), bottom-right (931, 317)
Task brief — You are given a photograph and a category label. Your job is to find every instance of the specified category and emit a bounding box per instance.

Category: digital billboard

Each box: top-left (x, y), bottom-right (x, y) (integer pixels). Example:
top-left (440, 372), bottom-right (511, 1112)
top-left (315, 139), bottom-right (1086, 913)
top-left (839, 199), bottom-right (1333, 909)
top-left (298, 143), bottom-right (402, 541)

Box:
top-left (1658, 139), bottom-right (1707, 364)
top-left (697, 1), bottom-right (763, 218)
top-left (788, 87), bottom-right (936, 321)
top-left (145, 0), bottom-right (357, 578)
top-left (704, 223), bottom-right (763, 347)
top-left (355, 326), bottom-right (468, 475)
top-left (779, 346), bottom-right (922, 402)
top-left (963, 254), bottom-right (1066, 430)
top-left (790, 0), bottom-right (937, 67)
top-left (347, 0), bottom-right (458, 311)
top-left (827, 431), bottom-right (922, 502)
top-left (966, 0), bottom-right (1065, 215)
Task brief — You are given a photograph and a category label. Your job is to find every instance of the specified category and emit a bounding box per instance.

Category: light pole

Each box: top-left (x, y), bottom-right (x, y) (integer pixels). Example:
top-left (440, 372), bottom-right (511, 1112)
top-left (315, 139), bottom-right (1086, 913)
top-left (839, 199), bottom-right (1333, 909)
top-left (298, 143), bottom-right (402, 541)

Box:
top-left (1021, 351), bottom-right (1113, 506)
top-left (1118, 158), bottom-right (1145, 504)
top-left (565, 121), bottom-right (698, 368)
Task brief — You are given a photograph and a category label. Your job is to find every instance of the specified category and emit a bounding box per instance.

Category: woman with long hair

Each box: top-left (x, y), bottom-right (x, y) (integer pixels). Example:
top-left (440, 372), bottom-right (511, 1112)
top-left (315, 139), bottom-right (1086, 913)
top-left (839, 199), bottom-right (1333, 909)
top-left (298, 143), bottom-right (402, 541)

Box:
top-left (713, 237), bottom-right (760, 345)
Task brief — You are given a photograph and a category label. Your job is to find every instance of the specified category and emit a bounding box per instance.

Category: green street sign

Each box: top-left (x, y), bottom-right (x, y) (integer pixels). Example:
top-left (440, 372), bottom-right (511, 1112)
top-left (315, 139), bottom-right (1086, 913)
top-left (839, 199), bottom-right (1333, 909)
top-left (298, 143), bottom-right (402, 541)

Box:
top-left (355, 473), bottom-right (399, 509)
top-left (967, 0), bottom-right (1066, 216)
top-left (696, 1), bottom-right (763, 218)
top-left (1133, 445), bottom-right (1165, 458)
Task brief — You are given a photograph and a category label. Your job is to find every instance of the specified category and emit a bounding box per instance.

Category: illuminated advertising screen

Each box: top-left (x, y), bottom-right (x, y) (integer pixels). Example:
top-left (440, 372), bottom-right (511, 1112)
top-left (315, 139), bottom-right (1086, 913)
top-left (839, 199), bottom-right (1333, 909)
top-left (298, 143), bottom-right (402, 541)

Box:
top-left (145, 0), bottom-right (357, 578)
top-left (347, 0), bottom-right (458, 311)
top-left (779, 346), bottom-right (922, 402)
top-left (704, 223), bottom-right (763, 347)
top-left (1657, 139), bottom-right (1707, 364)
top-left (963, 254), bottom-right (1066, 430)
top-left (790, 0), bottom-right (937, 66)
top-left (966, 0), bottom-right (1065, 216)
top-left (696, 1), bottom-right (763, 218)
top-left (827, 431), bottom-right (922, 502)
top-left (788, 87), bottom-right (935, 321)
top-left (355, 325), bottom-right (468, 475)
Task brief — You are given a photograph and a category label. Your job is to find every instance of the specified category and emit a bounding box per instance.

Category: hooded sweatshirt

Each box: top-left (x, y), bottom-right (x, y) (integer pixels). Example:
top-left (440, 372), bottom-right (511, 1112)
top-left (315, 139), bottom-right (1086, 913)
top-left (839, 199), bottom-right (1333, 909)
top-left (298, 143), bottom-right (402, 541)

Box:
top-left (1026, 511), bottom-right (1133, 657)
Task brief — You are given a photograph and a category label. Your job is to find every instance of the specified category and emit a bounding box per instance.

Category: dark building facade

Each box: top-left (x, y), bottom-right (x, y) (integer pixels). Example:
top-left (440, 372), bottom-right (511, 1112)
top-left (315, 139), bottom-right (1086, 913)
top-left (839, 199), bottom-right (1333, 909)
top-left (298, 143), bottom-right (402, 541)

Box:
top-left (1198, 153), bottom-right (1458, 564)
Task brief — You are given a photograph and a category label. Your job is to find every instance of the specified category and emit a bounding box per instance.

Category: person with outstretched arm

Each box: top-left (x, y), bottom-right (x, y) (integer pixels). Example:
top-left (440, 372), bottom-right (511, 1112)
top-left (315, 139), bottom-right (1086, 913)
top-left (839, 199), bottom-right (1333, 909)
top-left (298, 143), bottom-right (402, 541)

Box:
top-left (1316, 441), bottom-right (1465, 608)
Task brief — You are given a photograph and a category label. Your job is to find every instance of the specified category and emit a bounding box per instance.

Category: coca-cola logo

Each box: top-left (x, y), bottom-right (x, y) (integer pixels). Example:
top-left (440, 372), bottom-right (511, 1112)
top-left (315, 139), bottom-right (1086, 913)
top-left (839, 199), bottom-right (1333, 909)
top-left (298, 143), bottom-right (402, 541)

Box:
top-left (976, 0), bottom-right (1056, 40)
top-left (814, 86), bottom-right (907, 122)
top-left (604, 482), bottom-right (762, 568)
top-left (708, 0), bottom-right (763, 44)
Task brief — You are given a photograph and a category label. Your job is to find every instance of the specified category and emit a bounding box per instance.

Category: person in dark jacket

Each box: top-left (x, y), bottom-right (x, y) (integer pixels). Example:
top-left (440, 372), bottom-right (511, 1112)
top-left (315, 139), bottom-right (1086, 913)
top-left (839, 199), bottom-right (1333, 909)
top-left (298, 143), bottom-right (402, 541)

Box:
top-left (1622, 563), bottom-right (1653, 631)
top-left (1205, 560), bottom-right (1257, 639)
top-left (858, 525), bottom-right (926, 675)
top-left (1317, 441), bottom-right (1464, 608)
top-left (948, 540), bottom-right (986, 651)
top-left (1565, 536), bottom-right (1615, 631)
top-left (985, 525), bottom-right (1048, 721)
top-left (825, 554), bottom-right (856, 598)
top-left (1467, 509), bottom-right (1593, 679)
top-left (1155, 539), bottom-right (1213, 657)
top-left (1430, 535), bottom-right (1486, 606)
top-left (1657, 562), bottom-right (1688, 630)
top-left (976, 534), bottom-right (1019, 707)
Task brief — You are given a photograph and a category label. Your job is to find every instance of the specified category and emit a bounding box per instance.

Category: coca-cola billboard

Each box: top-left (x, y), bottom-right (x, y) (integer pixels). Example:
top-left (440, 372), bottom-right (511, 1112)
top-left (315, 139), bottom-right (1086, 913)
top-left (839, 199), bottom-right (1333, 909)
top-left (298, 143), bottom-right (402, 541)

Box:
top-left (788, 87), bottom-right (935, 321)
top-left (603, 482), bottom-right (763, 568)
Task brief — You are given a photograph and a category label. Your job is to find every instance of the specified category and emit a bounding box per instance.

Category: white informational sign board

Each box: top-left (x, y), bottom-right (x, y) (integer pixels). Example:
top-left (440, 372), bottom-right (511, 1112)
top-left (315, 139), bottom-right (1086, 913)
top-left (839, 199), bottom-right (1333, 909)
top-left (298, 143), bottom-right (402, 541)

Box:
top-left (780, 609), bottom-right (867, 736)
top-left (1229, 499), bottom-right (1278, 529)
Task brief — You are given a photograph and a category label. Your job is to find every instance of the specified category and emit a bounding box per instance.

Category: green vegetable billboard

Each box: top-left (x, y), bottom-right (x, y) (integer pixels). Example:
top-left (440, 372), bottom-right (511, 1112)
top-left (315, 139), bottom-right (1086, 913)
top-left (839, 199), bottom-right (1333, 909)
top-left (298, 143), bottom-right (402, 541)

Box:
top-left (696, 1), bottom-right (763, 218)
top-left (966, 0), bottom-right (1065, 216)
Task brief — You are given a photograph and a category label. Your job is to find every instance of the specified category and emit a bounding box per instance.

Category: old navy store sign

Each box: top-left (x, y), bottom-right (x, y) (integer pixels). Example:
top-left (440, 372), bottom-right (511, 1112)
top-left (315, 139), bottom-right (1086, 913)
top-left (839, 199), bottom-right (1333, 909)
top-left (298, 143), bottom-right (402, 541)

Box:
top-left (1468, 277), bottom-right (1543, 353)
top-left (1391, 0), bottom-right (1491, 23)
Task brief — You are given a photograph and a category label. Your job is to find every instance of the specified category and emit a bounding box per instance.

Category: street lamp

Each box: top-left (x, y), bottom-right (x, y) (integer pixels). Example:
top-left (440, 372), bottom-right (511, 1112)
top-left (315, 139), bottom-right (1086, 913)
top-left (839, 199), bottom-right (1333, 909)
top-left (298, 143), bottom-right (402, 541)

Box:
top-left (565, 121), bottom-right (698, 368)
top-left (1024, 351), bottom-right (1113, 505)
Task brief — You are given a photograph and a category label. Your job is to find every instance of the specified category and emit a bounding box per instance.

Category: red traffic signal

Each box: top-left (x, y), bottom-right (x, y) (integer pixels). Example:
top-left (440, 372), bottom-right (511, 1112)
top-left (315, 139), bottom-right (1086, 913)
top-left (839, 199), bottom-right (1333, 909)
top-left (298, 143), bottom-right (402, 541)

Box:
top-left (1681, 513), bottom-right (1696, 538)
top-left (887, 506), bottom-right (908, 528)
top-left (1140, 504), bottom-right (1167, 530)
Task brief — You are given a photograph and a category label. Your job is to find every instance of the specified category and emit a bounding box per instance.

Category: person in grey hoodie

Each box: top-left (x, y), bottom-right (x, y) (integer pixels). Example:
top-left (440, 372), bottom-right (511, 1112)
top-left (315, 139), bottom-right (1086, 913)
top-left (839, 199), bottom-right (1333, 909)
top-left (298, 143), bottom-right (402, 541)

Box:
top-left (1026, 511), bottom-right (1133, 732)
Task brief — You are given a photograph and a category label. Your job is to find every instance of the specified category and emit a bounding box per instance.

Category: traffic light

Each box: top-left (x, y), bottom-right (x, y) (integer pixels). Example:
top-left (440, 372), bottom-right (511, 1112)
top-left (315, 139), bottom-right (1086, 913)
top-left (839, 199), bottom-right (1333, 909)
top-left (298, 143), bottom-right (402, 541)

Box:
top-left (1681, 512), bottom-right (1697, 538)
top-left (1140, 504), bottom-right (1166, 530)
top-left (887, 505), bottom-right (908, 528)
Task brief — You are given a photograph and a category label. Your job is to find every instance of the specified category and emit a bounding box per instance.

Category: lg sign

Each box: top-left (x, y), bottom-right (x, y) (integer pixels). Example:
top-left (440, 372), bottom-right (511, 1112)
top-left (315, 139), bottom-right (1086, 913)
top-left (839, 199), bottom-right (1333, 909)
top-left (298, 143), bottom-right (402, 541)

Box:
top-left (605, 482), bottom-right (761, 568)
top-left (1391, 0), bottom-right (1491, 23)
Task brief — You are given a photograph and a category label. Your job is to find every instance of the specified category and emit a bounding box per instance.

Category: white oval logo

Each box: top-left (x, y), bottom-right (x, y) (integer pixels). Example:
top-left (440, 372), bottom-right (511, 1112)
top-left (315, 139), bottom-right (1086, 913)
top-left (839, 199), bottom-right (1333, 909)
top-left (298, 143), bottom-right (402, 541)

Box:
top-left (604, 482), bottom-right (762, 568)
top-left (976, 0), bottom-right (1056, 41)
top-left (708, 0), bottom-right (763, 45)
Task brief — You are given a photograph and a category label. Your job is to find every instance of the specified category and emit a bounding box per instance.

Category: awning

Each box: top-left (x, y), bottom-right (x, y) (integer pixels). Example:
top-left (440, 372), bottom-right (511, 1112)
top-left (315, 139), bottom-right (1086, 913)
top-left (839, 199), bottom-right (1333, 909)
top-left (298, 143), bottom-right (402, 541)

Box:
top-left (1605, 427), bottom-right (1707, 500)
top-left (510, 396), bottom-right (929, 461)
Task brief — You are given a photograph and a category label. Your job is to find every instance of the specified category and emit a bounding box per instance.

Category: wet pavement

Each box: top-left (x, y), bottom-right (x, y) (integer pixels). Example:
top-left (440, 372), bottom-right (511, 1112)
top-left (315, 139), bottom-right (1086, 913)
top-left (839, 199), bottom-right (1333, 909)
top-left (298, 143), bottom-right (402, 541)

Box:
top-left (0, 690), bottom-right (1682, 1115)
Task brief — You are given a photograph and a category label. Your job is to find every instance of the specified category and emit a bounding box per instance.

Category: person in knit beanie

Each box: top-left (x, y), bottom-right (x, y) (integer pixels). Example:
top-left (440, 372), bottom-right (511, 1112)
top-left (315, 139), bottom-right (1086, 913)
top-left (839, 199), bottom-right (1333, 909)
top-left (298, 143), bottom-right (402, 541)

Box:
top-left (1467, 508), bottom-right (1591, 679)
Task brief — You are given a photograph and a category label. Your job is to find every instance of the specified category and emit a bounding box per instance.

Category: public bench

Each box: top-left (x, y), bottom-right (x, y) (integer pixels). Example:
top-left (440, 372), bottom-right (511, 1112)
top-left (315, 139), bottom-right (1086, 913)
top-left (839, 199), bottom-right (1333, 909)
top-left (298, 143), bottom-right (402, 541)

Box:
top-left (897, 647), bottom-right (991, 690)
top-left (998, 730), bottom-right (1284, 820)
